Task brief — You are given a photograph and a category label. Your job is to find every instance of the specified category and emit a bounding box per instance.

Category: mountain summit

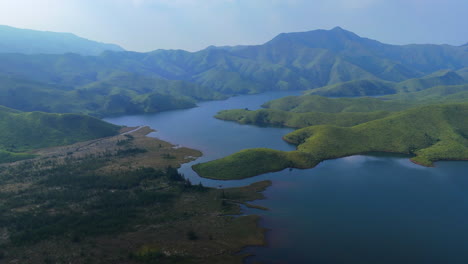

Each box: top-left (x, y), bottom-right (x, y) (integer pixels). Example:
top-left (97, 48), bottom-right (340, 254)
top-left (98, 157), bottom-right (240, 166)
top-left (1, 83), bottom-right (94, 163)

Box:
top-left (264, 26), bottom-right (380, 52)
top-left (0, 26), bottom-right (465, 104)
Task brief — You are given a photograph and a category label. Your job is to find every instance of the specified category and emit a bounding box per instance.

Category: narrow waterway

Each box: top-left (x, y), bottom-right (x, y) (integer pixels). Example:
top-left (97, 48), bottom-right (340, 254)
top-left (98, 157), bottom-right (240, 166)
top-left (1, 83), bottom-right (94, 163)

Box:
top-left (105, 92), bottom-right (468, 264)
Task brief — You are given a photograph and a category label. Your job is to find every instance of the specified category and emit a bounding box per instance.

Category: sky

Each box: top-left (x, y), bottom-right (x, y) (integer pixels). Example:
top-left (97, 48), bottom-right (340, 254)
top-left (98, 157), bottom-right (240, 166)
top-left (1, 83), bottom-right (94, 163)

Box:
top-left (0, 0), bottom-right (467, 52)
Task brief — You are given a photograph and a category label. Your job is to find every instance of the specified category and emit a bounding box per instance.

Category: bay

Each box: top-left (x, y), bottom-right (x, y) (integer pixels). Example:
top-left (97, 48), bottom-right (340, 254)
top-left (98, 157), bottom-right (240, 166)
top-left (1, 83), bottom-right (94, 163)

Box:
top-left (105, 92), bottom-right (468, 264)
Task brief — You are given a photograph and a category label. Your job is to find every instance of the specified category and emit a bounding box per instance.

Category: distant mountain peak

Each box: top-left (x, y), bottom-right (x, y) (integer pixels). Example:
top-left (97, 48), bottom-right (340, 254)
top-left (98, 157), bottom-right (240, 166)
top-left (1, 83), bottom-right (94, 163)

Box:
top-left (265, 26), bottom-right (376, 52)
top-left (0, 25), bottom-right (125, 56)
top-left (331, 26), bottom-right (345, 31)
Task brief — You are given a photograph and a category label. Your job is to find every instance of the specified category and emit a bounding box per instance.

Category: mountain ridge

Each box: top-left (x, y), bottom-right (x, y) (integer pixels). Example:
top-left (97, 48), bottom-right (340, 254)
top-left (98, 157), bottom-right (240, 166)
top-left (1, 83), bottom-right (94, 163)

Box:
top-left (0, 25), bottom-right (125, 55)
top-left (0, 26), bottom-right (466, 116)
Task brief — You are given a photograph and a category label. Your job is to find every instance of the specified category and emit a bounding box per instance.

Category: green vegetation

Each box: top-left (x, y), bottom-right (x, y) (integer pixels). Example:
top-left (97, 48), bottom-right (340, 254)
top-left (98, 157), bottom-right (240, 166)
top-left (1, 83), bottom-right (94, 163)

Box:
top-left (0, 72), bottom-right (225, 117)
top-left (217, 84), bottom-right (468, 129)
top-left (308, 70), bottom-right (466, 97)
top-left (383, 84), bottom-right (468, 103)
top-left (284, 103), bottom-right (468, 166)
top-left (0, 106), bottom-right (120, 163)
top-left (195, 103), bottom-right (468, 179)
top-left (216, 108), bottom-right (391, 128)
top-left (0, 27), bottom-right (467, 117)
top-left (193, 148), bottom-right (313, 180)
top-left (0, 134), bottom-right (270, 264)
top-left (3, 25), bottom-right (468, 263)
top-left (261, 95), bottom-right (412, 113)
top-left (0, 149), bottom-right (35, 163)
top-left (261, 83), bottom-right (468, 112)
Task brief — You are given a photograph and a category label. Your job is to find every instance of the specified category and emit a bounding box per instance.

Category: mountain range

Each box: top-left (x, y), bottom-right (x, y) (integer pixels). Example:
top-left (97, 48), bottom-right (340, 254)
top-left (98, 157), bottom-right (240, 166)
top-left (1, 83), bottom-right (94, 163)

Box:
top-left (0, 25), bottom-right (466, 117)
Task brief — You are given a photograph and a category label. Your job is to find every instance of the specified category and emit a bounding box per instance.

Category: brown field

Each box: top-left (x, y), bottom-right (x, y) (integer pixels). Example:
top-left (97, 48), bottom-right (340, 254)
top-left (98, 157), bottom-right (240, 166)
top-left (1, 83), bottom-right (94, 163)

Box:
top-left (0, 126), bottom-right (270, 264)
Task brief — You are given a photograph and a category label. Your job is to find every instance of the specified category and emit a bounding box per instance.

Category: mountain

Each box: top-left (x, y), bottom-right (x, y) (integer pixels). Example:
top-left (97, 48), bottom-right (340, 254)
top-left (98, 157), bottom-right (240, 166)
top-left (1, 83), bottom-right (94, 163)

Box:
top-left (194, 102), bottom-right (468, 180)
top-left (0, 26), bottom-right (466, 116)
top-left (0, 25), bottom-right (124, 55)
top-left (308, 70), bottom-right (467, 97)
top-left (215, 83), bottom-right (468, 130)
top-left (0, 105), bottom-right (120, 163)
top-left (2, 27), bottom-right (466, 90)
top-left (261, 95), bottom-right (407, 113)
top-left (0, 71), bottom-right (224, 116)
top-left (222, 26), bottom-right (467, 86)
top-left (215, 108), bottom-right (392, 129)
top-left (262, 83), bottom-right (468, 112)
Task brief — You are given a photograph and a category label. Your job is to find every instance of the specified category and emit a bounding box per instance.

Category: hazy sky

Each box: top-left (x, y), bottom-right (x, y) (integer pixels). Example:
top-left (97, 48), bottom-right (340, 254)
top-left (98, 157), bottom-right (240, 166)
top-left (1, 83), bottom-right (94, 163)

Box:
top-left (0, 0), bottom-right (467, 52)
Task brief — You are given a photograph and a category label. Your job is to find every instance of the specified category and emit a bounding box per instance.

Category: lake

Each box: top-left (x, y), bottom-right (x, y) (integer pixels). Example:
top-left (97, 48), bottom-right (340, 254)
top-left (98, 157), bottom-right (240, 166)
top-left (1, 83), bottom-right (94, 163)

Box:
top-left (105, 92), bottom-right (468, 264)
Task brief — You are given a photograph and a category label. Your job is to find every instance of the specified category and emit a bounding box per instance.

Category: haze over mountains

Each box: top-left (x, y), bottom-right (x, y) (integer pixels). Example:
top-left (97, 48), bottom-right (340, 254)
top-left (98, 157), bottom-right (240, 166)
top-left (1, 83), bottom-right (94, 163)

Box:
top-left (0, 25), bottom-right (466, 117)
top-left (0, 25), bottom-right (124, 55)
top-left (2, 18), bottom-right (468, 264)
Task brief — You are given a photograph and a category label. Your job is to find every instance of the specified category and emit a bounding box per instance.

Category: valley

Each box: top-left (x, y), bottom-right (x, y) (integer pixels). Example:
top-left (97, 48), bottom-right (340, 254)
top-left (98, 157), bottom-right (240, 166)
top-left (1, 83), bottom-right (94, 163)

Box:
top-left (0, 24), bottom-right (468, 264)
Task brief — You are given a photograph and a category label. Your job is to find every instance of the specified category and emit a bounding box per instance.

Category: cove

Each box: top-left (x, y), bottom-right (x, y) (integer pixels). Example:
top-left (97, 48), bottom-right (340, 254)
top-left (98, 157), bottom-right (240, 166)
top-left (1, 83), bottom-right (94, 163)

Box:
top-left (105, 92), bottom-right (468, 264)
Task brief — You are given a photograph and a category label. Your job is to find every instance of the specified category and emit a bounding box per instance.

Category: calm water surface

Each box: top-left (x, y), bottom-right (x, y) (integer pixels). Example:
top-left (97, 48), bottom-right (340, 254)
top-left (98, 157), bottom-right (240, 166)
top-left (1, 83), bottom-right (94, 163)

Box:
top-left (105, 92), bottom-right (468, 264)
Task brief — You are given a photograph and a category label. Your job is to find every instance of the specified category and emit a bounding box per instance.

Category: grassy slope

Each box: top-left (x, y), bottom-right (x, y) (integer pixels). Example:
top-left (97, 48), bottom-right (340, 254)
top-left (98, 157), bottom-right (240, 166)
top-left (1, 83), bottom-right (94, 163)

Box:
top-left (262, 95), bottom-right (412, 113)
top-left (0, 106), bottom-right (120, 162)
top-left (308, 70), bottom-right (466, 97)
top-left (216, 84), bottom-right (468, 129)
top-left (264, 84), bottom-right (468, 112)
top-left (307, 79), bottom-right (397, 97)
top-left (0, 73), bottom-right (224, 117)
top-left (383, 84), bottom-right (468, 103)
top-left (194, 103), bottom-right (468, 179)
top-left (216, 108), bottom-right (391, 128)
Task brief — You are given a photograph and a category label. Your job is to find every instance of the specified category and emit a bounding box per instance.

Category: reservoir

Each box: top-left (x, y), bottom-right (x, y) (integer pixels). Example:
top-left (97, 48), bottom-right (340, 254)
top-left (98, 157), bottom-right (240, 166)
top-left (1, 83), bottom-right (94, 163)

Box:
top-left (105, 92), bottom-right (468, 264)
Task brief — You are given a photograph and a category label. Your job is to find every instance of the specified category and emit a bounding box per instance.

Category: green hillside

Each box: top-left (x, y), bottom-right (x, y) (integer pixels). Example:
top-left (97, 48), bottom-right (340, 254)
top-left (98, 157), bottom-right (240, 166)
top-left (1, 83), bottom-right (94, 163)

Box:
top-left (261, 95), bottom-right (411, 113)
top-left (262, 84), bottom-right (468, 112)
top-left (0, 72), bottom-right (223, 116)
top-left (217, 84), bottom-right (468, 129)
top-left (0, 27), bottom-right (466, 117)
top-left (308, 70), bottom-right (466, 97)
top-left (383, 84), bottom-right (468, 102)
top-left (0, 106), bottom-right (120, 163)
top-left (194, 103), bottom-right (468, 180)
top-left (308, 79), bottom-right (396, 97)
top-left (216, 108), bottom-right (391, 128)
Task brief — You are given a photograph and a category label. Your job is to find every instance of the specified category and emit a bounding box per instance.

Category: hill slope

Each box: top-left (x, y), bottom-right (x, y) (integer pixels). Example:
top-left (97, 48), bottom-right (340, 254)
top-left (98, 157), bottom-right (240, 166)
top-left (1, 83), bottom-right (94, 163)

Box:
top-left (308, 70), bottom-right (467, 97)
top-left (194, 103), bottom-right (468, 179)
top-left (0, 25), bottom-right (124, 55)
top-left (0, 106), bottom-right (120, 162)
top-left (0, 26), bottom-right (466, 116)
top-left (261, 95), bottom-right (411, 113)
top-left (217, 84), bottom-right (468, 130)
top-left (0, 72), bottom-right (223, 116)
top-left (215, 108), bottom-right (392, 128)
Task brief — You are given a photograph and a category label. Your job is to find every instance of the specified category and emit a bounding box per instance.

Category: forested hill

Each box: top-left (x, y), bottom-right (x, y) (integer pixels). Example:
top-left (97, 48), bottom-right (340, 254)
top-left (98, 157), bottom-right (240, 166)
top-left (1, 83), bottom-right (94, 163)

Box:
top-left (0, 26), bottom-right (466, 116)
top-left (0, 25), bottom-right (124, 55)
top-left (195, 102), bottom-right (468, 180)
top-left (0, 106), bottom-right (120, 163)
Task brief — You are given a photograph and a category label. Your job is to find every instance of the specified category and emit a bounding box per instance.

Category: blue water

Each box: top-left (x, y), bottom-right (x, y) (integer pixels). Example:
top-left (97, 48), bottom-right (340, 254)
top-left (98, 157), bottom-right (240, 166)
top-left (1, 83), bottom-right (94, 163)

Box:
top-left (105, 91), bottom-right (301, 188)
top-left (105, 92), bottom-right (468, 264)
